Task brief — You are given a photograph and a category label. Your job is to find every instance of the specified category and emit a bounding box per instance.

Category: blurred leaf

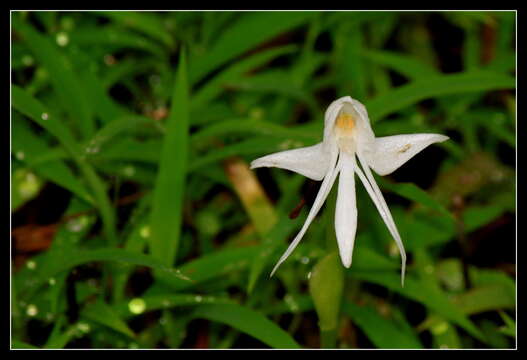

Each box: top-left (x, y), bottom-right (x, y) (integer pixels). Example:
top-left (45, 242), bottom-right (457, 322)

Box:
top-left (343, 302), bottom-right (423, 349)
top-left (351, 271), bottom-right (485, 342)
top-left (149, 49), bottom-right (189, 266)
top-left (360, 49), bottom-right (438, 80)
top-left (11, 168), bottom-right (43, 212)
top-left (11, 340), bottom-right (39, 349)
top-left (379, 180), bottom-right (453, 219)
top-left (192, 45), bottom-right (299, 109)
top-left (11, 115), bottom-right (93, 204)
top-left (366, 71), bottom-right (515, 121)
top-left (115, 294), bottom-right (235, 319)
top-left (69, 26), bottom-right (166, 57)
top-left (192, 303), bottom-right (301, 349)
top-left (95, 11), bottom-right (174, 48)
top-left (309, 252), bottom-right (344, 332)
top-left (13, 15), bottom-right (95, 138)
top-left (81, 299), bottom-right (135, 339)
top-left (15, 248), bottom-right (191, 299)
top-left (12, 84), bottom-right (117, 245)
top-left (189, 11), bottom-right (314, 83)
top-left (158, 245), bottom-right (261, 292)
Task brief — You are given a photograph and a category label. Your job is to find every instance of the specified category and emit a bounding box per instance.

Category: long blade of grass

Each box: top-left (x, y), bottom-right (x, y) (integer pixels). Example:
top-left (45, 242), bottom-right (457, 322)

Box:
top-left (12, 84), bottom-right (117, 244)
top-left (192, 303), bottom-right (301, 349)
top-left (189, 11), bottom-right (314, 84)
top-left (149, 49), bottom-right (189, 266)
top-left (366, 71), bottom-right (515, 121)
top-left (13, 15), bottom-right (95, 139)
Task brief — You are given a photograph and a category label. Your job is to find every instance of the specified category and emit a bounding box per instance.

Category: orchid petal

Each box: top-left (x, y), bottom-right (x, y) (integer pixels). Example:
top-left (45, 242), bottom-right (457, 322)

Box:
top-left (365, 134), bottom-right (449, 176)
top-left (250, 142), bottom-right (330, 181)
top-left (335, 151), bottom-right (357, 268)
top-left (270, 150), bottom-right (340, 276)
top-left (355, 153), bottom-right (406, 286)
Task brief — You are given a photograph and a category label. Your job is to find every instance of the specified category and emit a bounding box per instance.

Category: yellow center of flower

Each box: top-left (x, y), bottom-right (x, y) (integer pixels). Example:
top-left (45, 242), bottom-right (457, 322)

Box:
top-left (334, 111), bottom-right (357, 153)
top-left (335, 112), bottom-right (355, 134)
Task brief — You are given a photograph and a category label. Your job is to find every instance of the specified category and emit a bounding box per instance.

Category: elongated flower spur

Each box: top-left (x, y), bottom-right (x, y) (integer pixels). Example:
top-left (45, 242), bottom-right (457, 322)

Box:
top-left (251, 96), bottom-right (449, 285)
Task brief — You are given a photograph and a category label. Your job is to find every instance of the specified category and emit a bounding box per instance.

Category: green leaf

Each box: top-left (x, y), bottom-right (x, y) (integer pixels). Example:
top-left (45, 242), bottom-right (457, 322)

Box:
top-left (360, 49), bottom-right (438, 80)
top-left (351, 271), bottom-right (485, 342)
top-left (189, 11), bottom-right (314, 84)
top-left (159, 246), bottom-right (261, 292)
top-left (11, 115), bottom-right (93, 204)
top-left (309, 252), bottom-right (344, 332)
top-left (192, 303), bottom-right (301, 349)
top-left (81, 300), bottom-right (135, 339)
top-left (115, 294), bottom-right (235, 319)
top-left (11, 168), bottom-right (43, 211)
top-left (13, 15), bottom-right (95, 138)
top-left (192, 45), bottom-right (299, 109)
top-left (343, 302), bottom-right (423, 349)
top-left (12, 84), bottom-right (117, 245)
top-left (95, 11), bottom-right (174, 48)
top-left (379, 180), bottom-right (453, 219)
top-left (11, 340), bottom-right (39, 349)
top-left (149, 49), bottom-right (189, 266)
top-left (366, 71), bottom-right (515, 121)
top-left (15, 248), bottom-right (191, 299)
top-left (69, 26), bottom-right (166, 57)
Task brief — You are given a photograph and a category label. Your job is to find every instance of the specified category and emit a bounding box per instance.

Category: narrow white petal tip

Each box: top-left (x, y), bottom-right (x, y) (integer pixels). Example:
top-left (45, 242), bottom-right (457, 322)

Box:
top-left (437, 134), bottom-right (450, 142)
top-left (342, 257), bottom-right (352, 268)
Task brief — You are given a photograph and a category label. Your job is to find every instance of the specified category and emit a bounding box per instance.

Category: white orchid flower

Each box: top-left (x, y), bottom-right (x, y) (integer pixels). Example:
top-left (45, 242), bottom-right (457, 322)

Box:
top-left (250, 96), bottom-right (449, 285)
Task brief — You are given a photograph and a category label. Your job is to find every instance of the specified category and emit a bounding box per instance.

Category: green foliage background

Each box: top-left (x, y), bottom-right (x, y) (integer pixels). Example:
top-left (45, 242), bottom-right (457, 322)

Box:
top-left (11, 11), bottom-right (516, 349)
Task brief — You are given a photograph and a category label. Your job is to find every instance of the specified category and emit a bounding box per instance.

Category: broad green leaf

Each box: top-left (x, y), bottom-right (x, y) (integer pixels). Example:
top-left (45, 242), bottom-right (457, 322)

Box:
top-left (343, 302), bottom-right (423, 349)
top-left (192, 303), bottom-right (301, 349)
top-left (189, 11), bottom-right (314, 84)
top-left (13, 15), bottom-right (95, 138)
top-left (149, 49), bottom-right (189, 266)
top-left (366, 71), bottom-right (515, 121)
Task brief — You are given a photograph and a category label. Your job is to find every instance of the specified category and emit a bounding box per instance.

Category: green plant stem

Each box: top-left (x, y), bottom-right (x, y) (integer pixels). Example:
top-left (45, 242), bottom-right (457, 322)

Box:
top-left (321, 328), bottom-right (338, 349)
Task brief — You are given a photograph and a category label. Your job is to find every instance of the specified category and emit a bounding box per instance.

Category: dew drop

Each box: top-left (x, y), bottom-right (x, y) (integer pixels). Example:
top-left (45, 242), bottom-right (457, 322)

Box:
top-left (284, 294), bottom-right (299, 312)
top-left (128, 298), bottom-right (146, 314)
top-left (56, 32), bottom-right (69, 47)
top-left (140, 225), bottom-right (151, 239)
top-left (21, 55), bottom-right (34, 66)
top-left (41, 113), bottom-right (49, 121)
top-left (26, 304), bottom-right (38, 317)
top-left (123, 165), bottom-right (136, 177)
top-left (307, 271), bottom-right (312, 280)
top-left (194, 295), bottom-right (203, 303)
top-left (15, 151), bottom-right (25, 160)
top-left (48, 278), bottom-right (56, 286)
top-left (300, 256), bottom-right (310, 265)
top-left (26, 260), bottom-right (37, 270)
top-left (77, 322), bottom-right (91, 333)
